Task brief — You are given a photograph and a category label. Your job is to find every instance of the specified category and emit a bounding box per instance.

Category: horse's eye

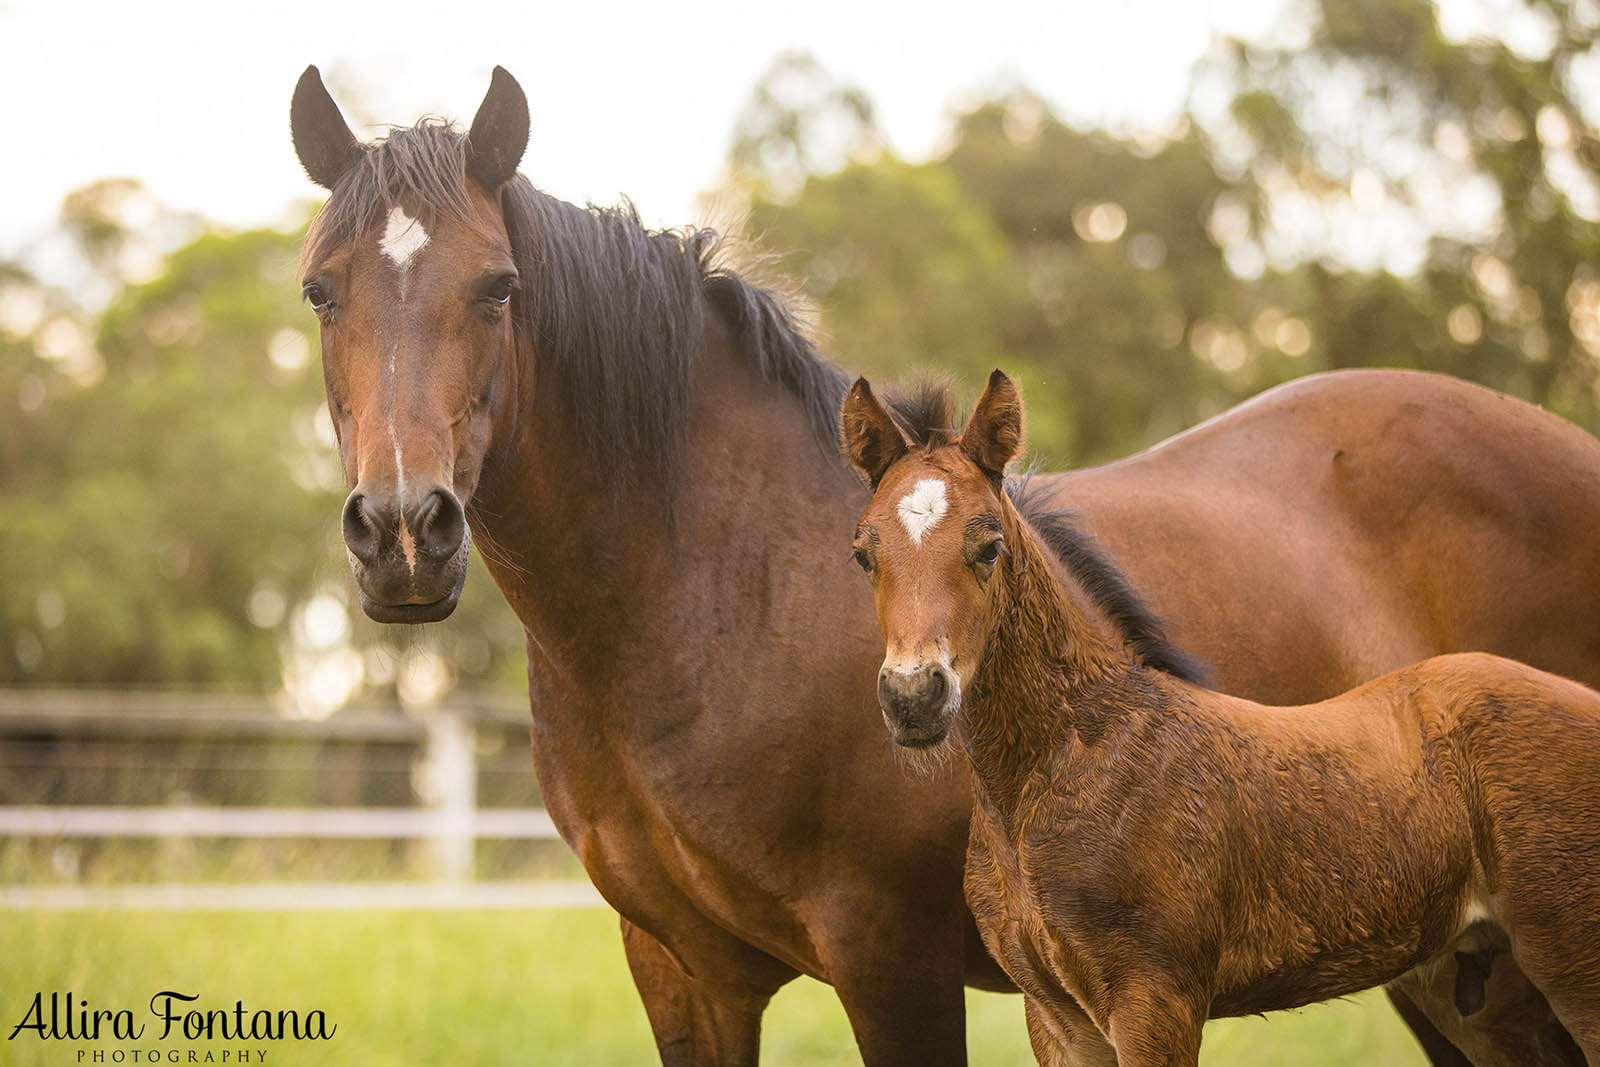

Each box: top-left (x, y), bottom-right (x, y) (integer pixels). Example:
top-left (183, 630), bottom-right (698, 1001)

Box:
top-left (975, 539), bottom-right (1003, 566)
top-left (302, 283), bottom-right (333, 314)
top-left (850, 547), bottom-right (873, 574)
top-left (480, 274), bottom-right (519, 307)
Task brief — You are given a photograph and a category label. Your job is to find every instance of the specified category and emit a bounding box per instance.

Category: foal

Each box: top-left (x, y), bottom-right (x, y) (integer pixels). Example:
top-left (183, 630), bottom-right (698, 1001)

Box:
top-left (841, 370), bottom-right (1600, 1067)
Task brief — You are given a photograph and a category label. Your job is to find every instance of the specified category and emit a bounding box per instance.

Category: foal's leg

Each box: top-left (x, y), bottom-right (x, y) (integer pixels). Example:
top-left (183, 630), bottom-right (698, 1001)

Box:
top-left (1025, 995), bottom-right (1117, 1067)
top-left (620, 916), bottom-right (792, 1066)
top-left (1103, 985), bottom-right (1207, 1067)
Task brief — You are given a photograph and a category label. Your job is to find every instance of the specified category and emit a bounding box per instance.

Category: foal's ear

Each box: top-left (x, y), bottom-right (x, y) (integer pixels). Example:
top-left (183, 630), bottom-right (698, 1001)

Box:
top-left (466, 66), bottom-right (530, 192)
top-left (841, 378), bottom-right (910, 490)
top-left (960, 370), bottom-right (1023, 479)
top-left (291, 65), bottom-right (362, 190)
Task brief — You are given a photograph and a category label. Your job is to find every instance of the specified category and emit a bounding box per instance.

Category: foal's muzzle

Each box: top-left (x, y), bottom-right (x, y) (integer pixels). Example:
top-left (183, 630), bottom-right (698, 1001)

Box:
top-left (878, 661), bottom-right (959, 748)
top-left (341, 482), bottom-right (470, 623)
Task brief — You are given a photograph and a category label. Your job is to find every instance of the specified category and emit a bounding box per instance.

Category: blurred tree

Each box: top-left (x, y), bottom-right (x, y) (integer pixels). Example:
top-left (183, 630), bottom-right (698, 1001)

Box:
top-left (939, 95), bottom-right (1301, 462)
top-left (0, 189), bottom-right (524, 697)
top-left (736, 7), bottom-right (1599, 463)
top-left (1205, 0), bottom-right (1600, 422)
top-left (730, 50), bottom-right (886, 200)
top-left (746, 158), bottom-right (1036, 435)
top-left (741, 78), bottom-right (1296, 464)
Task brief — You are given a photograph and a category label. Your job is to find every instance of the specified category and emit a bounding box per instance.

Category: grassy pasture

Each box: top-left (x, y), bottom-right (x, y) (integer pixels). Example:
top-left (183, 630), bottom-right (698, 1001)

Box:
top-left (0, 908), bottom-right (1427, 1065)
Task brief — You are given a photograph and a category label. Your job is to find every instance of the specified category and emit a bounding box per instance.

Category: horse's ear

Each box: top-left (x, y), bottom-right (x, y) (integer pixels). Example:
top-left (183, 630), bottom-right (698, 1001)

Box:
top-left (291, 65), bottom-right (361, 189)
top-left (960, 370), bottom-right (1023, 479)
top-left (841, 378), bottom-right (909, 489)
top-left (466, 66), bottom-right (530, 192)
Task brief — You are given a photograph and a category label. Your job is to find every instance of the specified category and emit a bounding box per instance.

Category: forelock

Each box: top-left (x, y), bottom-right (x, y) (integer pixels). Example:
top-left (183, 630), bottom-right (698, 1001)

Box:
top-left (300, 121), bottom-right (501, 277)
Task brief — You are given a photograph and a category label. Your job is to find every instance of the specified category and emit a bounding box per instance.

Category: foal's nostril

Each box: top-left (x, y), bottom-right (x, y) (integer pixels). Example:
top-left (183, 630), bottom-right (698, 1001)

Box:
top-left (878, 663), bottom-right (952, 718)
top-left (412, 488), bottom-right (465, 560)
top-left (341, 491), bottom-right (382, 565)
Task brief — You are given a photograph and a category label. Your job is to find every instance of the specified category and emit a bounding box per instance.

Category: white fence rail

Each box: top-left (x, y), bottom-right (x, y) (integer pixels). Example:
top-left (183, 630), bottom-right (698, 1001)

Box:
top-left (0, 805), bottom-right (560, 840)
top-left (0, 881), bottom-right (604, 910)
top-left (0, 689), bottom-right (573, 896)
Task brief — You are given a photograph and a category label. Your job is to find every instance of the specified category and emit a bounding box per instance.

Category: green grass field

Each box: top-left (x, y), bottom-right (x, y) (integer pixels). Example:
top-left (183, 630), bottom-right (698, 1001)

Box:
top-left (0, 909), bottom-right (1428, 1065)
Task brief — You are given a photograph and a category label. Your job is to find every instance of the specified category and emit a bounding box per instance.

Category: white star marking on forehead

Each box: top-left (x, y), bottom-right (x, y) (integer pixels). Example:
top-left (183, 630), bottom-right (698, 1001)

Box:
top-left (379, 206), bottom-right (429, 270)
top-left (897, 478), bottom-right (949, 546)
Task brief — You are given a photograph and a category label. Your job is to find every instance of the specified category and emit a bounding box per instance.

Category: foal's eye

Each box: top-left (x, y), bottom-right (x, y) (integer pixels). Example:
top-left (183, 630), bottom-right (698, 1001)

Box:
top-left (975, 540), bottom-right (1003, 566)
top-left (850, 547), bottom-right (873, 574)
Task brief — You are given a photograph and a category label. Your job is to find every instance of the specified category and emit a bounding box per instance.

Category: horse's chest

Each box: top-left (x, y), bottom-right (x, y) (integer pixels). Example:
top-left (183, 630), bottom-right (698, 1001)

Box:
top-left (529, 699), bottom-right (833, 977)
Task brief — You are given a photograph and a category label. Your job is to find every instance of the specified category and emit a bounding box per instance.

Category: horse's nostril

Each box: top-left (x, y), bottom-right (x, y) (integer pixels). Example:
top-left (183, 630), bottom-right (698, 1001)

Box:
top-left (341, 492), bottom-right (381, 564)
top-left (926, 667), bottom-right (948, 705)
top-left (413, 488), bottom-right (465, 560)
top-left (413, 494), bottom-right (440, 530)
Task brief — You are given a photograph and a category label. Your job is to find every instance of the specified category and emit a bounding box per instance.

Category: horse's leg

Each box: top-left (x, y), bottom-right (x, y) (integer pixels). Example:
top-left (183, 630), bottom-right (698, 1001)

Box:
top-left (1505, 900), bottom-right (1600, 1061)
top-left (1025, 996), bottom-right (1072, 1067)
top-left (1536, 983), bottom-right (1600, 1066)
top-left (814, 901), bottom-right (970, 1066)
top-left (1384, 985), bottom-right (1473, 1067)
top-left (1026, 995), bottom-right (1117, 1067)
top-left (1523, 966), bottom-right (1600, 1066)
top-left (1390, 956), bottom-right (1585, 1066)
top-left (619, 916), bottom-right (794, 1066)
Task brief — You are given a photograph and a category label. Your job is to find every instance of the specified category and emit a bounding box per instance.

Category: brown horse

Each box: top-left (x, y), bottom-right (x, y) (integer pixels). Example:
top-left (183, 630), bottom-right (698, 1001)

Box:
top-left (843, 370), bottom-right (1600, 1067)
top-left (288, 65), bottom-right (1600, 1063)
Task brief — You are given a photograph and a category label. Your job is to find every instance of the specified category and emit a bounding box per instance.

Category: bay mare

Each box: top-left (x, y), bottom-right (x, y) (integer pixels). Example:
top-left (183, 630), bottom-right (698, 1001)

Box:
top-left (288, 65), bottom-right (1600, 1063)
top-left (844, 371), bottom-right (1600, 1067)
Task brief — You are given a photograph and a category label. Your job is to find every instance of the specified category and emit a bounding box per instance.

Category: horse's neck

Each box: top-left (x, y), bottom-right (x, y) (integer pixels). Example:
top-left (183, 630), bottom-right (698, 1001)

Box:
top-left (962, 507), bottom-right (1129, 817)
top-left (469, 319), bottom-right (859, 730)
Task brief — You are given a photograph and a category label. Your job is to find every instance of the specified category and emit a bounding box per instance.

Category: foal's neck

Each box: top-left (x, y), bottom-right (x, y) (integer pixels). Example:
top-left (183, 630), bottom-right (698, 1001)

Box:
top-left (962, 501), bottom-right (1131, 813)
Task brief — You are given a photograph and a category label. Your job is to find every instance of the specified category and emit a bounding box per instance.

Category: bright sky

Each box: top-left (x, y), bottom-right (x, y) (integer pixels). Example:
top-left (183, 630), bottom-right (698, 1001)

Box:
top-left (0, 0), bottom-right (1288, 261)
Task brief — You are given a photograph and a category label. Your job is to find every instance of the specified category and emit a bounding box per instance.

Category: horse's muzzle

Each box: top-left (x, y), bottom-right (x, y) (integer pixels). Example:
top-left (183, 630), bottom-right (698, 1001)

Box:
top-left (341, 483), bottom-right (471, 623)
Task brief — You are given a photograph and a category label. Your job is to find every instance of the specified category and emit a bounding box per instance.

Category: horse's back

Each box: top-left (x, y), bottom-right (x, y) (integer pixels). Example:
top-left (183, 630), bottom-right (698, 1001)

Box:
top-left (1032, 370), bottom-right (1600, 704)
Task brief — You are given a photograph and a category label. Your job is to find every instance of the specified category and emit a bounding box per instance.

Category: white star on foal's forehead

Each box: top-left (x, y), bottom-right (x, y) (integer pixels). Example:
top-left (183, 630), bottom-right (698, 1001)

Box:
top-left (897, 478), bottom-right (949, 546)
top-left (379, 206), bottom-right (429, 269)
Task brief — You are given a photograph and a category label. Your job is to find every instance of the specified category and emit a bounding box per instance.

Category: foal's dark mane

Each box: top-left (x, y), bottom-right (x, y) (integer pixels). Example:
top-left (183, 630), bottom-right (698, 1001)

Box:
top-left (1008, 477), bottom-right (1208, 684)
top-left (302, 120), bottom-right (1202, 681)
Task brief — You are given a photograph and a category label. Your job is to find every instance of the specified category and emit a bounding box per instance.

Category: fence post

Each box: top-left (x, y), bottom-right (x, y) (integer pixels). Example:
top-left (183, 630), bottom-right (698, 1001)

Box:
top-left (425, 706), bottom-right (476, 882)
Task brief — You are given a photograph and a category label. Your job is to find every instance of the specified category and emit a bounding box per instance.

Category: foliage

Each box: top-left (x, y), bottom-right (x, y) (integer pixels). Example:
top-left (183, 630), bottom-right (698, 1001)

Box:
top-left (0, 189), bottom-right (524, 695)
top-left (1209, 0), bottom-right (1600, 422)
top-left (737, 0), bottom-right (1600, 465)
top-left (0, 223), bottom-right (327, 685)
top-left (741, 87), bottom-right (1312, 465)
top-left (730, 50), bottom-right (886, 201)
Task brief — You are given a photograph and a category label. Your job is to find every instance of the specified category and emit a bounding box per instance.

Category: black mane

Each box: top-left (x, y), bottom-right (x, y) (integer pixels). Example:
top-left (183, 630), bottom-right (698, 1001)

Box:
top-left (302, 120), bottom-right (851, 495)
top-left (1007, 474), bottom-right (1208, 684)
